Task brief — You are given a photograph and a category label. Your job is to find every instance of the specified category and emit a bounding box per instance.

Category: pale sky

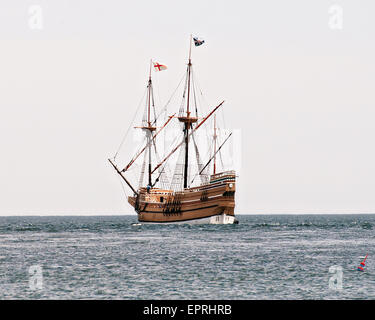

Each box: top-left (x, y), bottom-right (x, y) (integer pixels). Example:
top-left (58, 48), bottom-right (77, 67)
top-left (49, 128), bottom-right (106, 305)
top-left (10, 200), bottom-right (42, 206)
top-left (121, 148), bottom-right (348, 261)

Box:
top-left (0, 0), bottom-right (374, 215)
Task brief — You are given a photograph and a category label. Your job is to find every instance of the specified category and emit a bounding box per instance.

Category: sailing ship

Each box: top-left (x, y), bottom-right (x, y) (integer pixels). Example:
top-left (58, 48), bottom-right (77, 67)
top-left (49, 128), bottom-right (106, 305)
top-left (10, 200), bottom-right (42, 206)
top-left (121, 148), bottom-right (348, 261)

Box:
top-left (109, 36), bottom-right (237, 224)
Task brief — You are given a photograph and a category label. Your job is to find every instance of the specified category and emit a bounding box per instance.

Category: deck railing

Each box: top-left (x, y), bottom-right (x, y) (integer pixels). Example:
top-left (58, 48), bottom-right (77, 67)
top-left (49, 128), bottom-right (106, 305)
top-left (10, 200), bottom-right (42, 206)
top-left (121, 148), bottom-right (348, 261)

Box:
top-left (210, 170), bottom-right (236, 181)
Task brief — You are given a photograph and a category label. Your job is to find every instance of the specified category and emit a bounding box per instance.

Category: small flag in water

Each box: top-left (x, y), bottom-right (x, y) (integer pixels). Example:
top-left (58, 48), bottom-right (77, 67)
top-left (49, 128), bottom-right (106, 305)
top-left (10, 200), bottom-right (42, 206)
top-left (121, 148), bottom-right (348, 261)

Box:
top-left (357, 254), bottom-right (368, 271)
top-left (193, 37), bottom-right (205, 47)
top-left (153, 62), bottom-right (167, 71)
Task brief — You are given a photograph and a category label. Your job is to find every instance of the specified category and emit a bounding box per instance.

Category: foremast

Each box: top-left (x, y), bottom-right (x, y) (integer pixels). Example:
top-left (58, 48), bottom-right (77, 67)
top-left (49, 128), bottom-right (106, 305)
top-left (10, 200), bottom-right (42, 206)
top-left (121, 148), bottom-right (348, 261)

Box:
top-left (109, 60), bottom-right (157, 195)
top-left (131, 60), bottom-right (157, 189)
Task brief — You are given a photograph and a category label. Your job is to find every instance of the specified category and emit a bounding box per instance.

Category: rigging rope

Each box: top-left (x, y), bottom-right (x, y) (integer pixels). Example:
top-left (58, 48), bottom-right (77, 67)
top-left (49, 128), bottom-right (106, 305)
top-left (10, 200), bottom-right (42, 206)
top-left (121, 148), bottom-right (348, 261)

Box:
top-left (190, 131), bottom-right (209, 185)
top-left (179, 70), bottom-right (189, 117)
top-left (151, 136), bottom-right (170, 188)
top-left (153, 72), bottom-right (186, 125)
top-left (114, 72), bottom-right (184, 161)
top-left (114, 87), bottom-right (147, 160)
top-left (170, 145), bottom-right (186, 191)
top-left (138, 145), bottom-right (148, 188)
top-left (151, 85), bottom-right (157, 126)
top-left (117, 176), bottom-right (129, 203)
top-left (191, 68), bottom-right (199, 118)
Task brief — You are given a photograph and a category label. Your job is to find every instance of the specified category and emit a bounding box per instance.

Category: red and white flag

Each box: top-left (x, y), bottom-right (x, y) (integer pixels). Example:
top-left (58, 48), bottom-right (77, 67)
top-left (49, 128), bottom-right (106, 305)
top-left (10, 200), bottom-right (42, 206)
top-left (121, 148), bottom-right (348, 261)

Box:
top-left (153, 62), bottom-right (167, 72)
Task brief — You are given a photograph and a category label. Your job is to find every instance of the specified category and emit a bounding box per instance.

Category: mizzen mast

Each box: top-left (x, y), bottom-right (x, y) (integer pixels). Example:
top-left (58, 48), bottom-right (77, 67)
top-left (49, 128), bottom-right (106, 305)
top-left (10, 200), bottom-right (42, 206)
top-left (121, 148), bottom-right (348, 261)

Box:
top-left (213, 114), bottom-right (217, 175)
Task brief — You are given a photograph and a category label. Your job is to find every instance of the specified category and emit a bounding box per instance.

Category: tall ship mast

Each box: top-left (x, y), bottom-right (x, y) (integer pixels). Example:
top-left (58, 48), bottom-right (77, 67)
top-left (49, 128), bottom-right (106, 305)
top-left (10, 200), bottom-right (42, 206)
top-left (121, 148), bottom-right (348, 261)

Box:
top-left (109, 36), bottom-right (237, 224)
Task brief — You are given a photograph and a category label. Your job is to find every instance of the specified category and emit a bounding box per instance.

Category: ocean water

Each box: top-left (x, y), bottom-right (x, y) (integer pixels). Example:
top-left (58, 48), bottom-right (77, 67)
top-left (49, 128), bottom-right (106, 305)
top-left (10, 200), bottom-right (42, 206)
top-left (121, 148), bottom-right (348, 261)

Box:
top-left (0, 214), bottom-right (374, 300)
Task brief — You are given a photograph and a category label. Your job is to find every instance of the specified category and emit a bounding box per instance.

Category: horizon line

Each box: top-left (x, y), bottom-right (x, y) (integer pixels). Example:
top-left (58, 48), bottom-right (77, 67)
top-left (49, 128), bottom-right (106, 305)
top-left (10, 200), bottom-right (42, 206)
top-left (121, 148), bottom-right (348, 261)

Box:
top-left (1, 212), bottom-right (375, 217)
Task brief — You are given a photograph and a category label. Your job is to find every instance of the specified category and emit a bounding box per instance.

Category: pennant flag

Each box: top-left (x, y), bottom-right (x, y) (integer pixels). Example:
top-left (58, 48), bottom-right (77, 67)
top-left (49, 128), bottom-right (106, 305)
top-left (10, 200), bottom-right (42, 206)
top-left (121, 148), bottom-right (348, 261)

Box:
top-left (193, 37), bottom-right (205, 47)
top-left (153, 62), bottom-right (167, 71)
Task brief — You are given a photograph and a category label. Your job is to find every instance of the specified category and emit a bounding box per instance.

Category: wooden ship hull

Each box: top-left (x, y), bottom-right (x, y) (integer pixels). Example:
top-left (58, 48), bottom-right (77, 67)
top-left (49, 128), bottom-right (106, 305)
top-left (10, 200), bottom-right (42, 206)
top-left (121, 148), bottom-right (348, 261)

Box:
top-left (128, 171), bottom-right (237, 224)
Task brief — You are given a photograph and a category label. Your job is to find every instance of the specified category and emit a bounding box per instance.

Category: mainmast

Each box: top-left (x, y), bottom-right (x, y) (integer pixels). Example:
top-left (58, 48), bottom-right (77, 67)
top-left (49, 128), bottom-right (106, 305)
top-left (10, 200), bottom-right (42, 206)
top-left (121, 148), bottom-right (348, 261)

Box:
top-left (151, 36), bottom-right (224, 186)
top-left (178, 35), bottom-right (198, 189)
top-left (145, 60), bottom-right (156, 187)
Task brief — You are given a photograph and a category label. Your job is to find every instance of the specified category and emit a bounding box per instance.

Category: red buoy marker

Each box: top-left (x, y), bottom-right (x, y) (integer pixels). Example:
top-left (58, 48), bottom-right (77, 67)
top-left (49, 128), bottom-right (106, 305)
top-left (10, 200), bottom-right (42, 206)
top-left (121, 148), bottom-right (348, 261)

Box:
top-left (357, 254), bottom-right (368, 272)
